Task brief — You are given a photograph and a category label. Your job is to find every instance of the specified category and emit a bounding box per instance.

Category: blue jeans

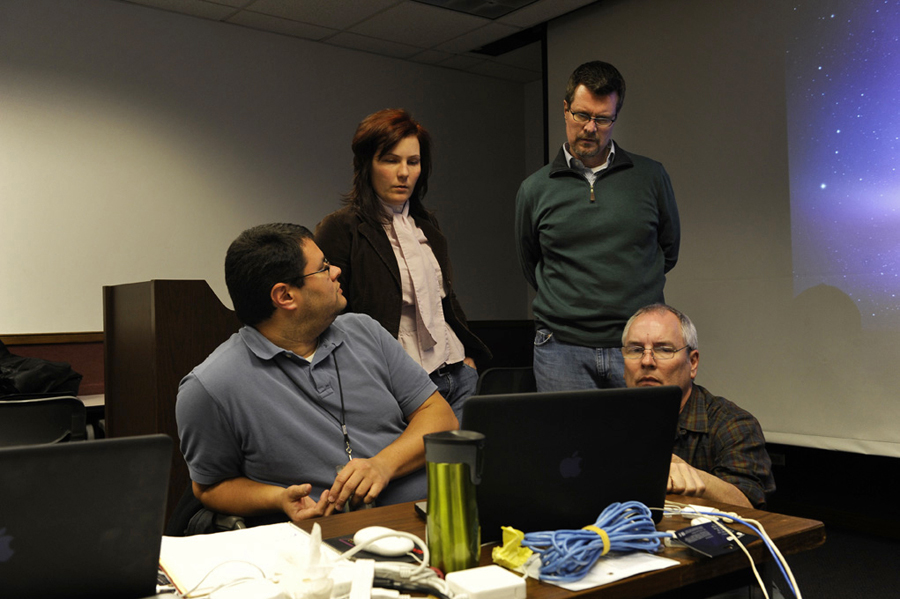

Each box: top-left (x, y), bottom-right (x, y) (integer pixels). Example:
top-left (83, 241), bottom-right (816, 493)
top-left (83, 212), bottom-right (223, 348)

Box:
top-left (430, 361), bottom-right (478, 424)
top-left (532, 328), bottom-right (626, 392)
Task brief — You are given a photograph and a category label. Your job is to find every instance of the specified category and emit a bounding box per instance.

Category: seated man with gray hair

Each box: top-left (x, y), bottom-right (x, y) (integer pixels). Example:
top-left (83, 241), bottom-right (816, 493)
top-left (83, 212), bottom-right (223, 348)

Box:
top-left (622, 304), bottom-right (775, 508)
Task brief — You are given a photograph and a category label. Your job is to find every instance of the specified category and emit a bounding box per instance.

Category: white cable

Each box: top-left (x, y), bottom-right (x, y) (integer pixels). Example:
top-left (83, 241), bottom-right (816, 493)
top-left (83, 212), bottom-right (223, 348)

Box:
top-left (663, 501), bottom-right (801, 599)
top-left (339, 530), bottom-right (430, 577)
top-left (373, 562), bottom-right (454, 598)
top-left (337, 530), bottom-right (454, 599)
top-left (737, 515), bottom-right (802, 599)
top-left (708, 517), bottom-right (768, 599)
top-left (179, 560), bottom-right (269, 598)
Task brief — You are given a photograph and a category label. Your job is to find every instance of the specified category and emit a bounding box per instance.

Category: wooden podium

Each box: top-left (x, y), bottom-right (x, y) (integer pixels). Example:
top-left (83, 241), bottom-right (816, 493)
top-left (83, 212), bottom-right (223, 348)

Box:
top-left (103, 280), bottom-right (241, 519)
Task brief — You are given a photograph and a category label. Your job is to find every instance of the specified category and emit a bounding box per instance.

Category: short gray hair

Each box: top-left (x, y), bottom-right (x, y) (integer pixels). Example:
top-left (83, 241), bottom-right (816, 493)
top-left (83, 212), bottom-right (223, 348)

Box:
top-left (622, 304), bottom-right (699, 351)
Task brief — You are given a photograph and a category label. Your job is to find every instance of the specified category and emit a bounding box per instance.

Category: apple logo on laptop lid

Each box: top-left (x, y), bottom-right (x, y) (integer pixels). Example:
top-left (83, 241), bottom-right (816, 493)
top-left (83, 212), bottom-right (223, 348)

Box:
top-left (0, 528), bottom-right (14, 563)
top-left (560, 451), bottom-right (582, 478)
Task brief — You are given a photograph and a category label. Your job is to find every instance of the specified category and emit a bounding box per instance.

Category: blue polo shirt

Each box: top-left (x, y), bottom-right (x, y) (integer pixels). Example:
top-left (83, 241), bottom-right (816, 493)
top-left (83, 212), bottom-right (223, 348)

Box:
top-left (176, 313), bottom-right (437, 506)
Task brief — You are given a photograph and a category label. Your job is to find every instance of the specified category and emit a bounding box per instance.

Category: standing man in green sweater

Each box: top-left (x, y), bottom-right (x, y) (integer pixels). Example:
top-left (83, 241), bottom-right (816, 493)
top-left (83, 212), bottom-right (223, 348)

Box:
top-left (515, 61), bottom-right (680, 392)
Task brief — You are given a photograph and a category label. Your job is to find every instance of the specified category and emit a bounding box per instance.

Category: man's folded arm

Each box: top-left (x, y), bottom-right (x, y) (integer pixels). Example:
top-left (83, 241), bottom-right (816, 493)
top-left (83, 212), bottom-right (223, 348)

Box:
top-left (193, 477), bottom-right (335, 522)
top-left (328, 391), bottom-right (457, 509)
top-left (380, 390), bottom-right (458, 476)
top-left (668, 455), bottom-right (752, 508)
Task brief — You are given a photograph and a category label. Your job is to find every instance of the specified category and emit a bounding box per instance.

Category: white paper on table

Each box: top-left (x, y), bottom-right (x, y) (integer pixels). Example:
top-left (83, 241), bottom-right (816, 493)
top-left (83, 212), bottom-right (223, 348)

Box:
top-left (159, 522), bottom-right (341, 596)
top-left (543, 551), bottom-right (680, 591)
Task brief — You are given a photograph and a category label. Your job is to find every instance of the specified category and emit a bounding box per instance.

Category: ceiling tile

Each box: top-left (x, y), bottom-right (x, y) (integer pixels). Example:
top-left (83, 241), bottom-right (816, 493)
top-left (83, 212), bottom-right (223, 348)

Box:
top-left (112, 0), bottom-right (550, 83)
top-left (326, 32), bottom-right (423, 59)
top-left (466, 59), bottom-right (540, 82)
top-left (243, 0), bottom-right (400, 30)
top-left (207, 0), bottom-right (252, 7)
top-left (226, 10), bottom-right (337, 40)
top-left (408, 49), bottom-right (455, 65)
top-left (498, 0), bottom-right (597, 28)
top-left (120, 0), bottom-right (237, 20)
top-left (350, 2), bottom-right (489, 49)
top-left (438, 54), bottom-right (486, 70)
top-left (413, 0), bottom-right (537, 20)
top-left (434, 21), bottom-right (520, 54)
top-left (490, 39), bottom-right (542, 70)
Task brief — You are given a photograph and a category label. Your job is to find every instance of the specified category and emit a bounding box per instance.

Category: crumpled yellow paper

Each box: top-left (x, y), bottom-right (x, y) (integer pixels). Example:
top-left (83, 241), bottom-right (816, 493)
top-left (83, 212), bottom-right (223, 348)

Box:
top-left (491, 526), bottom-right (533, 570)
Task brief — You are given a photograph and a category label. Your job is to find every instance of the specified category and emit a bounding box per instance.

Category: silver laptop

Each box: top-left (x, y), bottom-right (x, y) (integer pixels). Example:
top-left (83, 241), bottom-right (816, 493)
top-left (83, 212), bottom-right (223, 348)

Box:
top-left (0, 434), bottom-right (172, 598)
top-left (461, 386), bottom-right (681, 542)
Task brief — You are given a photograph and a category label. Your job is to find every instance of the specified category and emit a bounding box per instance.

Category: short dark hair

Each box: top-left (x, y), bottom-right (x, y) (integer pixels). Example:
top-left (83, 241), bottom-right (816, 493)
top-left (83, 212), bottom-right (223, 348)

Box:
top-left (565, 61), bottom-right (626, 114)
top-left (224, 223), bottom-right (314, 325)
top-left (345, 108), bottom-right (433, 225)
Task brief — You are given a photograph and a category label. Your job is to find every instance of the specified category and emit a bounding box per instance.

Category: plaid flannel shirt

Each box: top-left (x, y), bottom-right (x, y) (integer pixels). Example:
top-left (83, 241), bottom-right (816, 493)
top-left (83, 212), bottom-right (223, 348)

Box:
top-left (673, 384), bottom-right (775, 508)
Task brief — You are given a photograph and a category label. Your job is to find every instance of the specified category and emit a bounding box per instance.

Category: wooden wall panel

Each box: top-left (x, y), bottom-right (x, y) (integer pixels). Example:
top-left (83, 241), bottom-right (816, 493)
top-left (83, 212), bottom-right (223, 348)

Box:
top-left (103, 280), bottom-right (240, 519)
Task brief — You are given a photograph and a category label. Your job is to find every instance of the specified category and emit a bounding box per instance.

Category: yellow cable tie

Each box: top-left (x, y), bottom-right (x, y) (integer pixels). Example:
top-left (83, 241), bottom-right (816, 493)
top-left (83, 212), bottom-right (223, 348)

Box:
top-left (582, 525), bottom-right (611, 556)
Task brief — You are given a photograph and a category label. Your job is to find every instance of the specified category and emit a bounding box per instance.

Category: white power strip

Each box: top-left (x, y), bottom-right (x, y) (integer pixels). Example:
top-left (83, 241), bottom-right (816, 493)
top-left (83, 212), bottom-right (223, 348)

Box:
top-left (446, 566), bottom-right (526, 599)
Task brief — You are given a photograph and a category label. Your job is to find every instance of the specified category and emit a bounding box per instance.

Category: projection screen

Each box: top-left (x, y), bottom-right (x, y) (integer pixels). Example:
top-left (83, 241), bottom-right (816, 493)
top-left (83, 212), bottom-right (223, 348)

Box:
top-left (547, 0), bottom-right (900, 456)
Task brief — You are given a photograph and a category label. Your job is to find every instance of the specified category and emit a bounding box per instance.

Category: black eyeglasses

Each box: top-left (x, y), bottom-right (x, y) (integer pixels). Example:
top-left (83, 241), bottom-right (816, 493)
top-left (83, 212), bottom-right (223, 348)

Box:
top-left (301, 259), bottom-right (331, 278)
top-left (621, 345), bottom-right (689, 360)
top-left (568, 109), bottom-right (617, 128)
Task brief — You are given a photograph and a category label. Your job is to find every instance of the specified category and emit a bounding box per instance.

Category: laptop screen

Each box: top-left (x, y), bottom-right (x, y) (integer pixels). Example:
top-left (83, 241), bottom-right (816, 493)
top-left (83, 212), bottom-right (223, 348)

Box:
top-left (461, 386), bottom-right (681, 542)
top-left (0, 435), bottom-right (172, 599)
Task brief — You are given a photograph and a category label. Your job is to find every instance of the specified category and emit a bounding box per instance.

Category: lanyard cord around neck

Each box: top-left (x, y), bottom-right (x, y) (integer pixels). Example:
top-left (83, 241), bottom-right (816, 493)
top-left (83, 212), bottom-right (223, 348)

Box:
top-left (333, 356), bottom-right (352, 461)
top-left (277, 349), bottom-right (352, 462)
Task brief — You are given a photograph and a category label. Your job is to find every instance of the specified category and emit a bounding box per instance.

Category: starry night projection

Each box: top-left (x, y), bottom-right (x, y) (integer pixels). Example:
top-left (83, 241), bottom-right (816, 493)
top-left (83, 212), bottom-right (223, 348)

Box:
top-left (787, 1), bottom-right (900, 330)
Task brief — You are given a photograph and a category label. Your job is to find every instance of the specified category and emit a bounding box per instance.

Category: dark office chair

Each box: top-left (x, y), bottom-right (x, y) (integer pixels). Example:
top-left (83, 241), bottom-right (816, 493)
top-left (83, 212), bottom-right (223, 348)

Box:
top-left (165, 482), bottom-right (247, 536)
top-left (475, 366), bottom-right (537, 395)
top-left (0, 396), bottom-right (87, 447)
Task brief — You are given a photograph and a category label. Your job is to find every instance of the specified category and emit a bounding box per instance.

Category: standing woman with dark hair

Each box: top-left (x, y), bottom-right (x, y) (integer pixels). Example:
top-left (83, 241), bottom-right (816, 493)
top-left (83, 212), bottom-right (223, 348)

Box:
top-left (316, 109), bottom-right (490, 421)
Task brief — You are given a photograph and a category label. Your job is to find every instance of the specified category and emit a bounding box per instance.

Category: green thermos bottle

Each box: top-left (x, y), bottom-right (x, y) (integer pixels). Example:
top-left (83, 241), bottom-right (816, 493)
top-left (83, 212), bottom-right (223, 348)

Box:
top-left (423, 430), bottom-right (485, 574)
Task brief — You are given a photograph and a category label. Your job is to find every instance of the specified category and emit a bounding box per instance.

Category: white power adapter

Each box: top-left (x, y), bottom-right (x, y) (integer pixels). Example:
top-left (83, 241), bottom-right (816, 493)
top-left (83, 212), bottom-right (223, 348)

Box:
top-left (446, 566), bottom-right (526, 599)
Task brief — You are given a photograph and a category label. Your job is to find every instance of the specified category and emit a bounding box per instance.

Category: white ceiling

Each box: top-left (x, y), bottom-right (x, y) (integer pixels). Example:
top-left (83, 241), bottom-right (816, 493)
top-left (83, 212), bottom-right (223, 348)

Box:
top-left (113, 0), bottom-right (599, 82)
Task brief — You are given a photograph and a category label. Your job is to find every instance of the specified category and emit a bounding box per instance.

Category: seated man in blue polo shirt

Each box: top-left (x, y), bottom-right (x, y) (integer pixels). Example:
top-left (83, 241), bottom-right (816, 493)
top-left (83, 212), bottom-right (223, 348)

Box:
top-left (176, 223), bottom-right (458, 523)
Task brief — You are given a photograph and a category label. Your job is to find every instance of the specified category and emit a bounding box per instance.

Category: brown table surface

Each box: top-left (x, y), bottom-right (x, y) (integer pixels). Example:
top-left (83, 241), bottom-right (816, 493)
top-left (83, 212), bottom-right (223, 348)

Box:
top-left (295, 496), bottom-right (824, 599)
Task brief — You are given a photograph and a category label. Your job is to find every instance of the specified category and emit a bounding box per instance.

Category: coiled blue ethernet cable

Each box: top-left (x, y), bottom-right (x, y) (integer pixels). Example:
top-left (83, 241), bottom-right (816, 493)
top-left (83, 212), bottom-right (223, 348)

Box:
top-left (521, 501), bottom-right (672, 583)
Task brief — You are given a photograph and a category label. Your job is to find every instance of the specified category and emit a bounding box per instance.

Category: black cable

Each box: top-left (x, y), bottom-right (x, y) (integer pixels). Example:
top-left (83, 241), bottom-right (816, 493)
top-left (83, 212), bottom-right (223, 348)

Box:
top-left (373, 577), bottom-right (452, 599)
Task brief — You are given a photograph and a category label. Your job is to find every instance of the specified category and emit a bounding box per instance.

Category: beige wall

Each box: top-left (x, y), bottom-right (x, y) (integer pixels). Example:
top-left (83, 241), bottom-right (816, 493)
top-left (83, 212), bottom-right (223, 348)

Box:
top-left (1, 0), bottom-right (532, 334)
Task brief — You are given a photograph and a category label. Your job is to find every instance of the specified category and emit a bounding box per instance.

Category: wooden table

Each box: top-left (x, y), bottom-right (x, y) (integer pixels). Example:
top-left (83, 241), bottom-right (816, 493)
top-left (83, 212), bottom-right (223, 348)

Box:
top-left (295, 497), bottom-right (825, 599)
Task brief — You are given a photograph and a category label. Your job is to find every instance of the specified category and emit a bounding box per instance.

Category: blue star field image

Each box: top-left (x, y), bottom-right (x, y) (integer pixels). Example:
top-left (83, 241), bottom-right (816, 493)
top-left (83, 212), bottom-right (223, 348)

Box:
top-left (786, 1), bottom-right (900, 330)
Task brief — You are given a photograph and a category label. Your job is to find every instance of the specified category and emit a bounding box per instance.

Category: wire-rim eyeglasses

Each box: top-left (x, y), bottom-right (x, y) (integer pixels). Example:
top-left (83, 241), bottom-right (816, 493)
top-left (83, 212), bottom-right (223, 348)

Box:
top-left (568, 109), bottom-right (617, 128)
top-left (301, 258), bottom-right (332, 278)
top-left (621, 345), bottom-right (690, 360)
